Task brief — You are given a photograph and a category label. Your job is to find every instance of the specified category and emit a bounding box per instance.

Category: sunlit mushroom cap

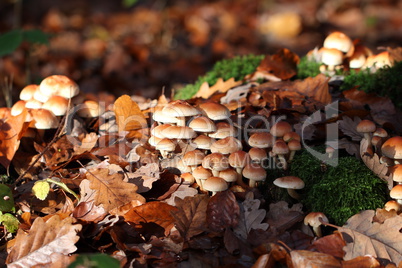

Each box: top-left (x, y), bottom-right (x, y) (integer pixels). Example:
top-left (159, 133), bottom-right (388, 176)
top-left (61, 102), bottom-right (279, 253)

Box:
top-left (248, 132), bottom-right (274, 148)
top-left (203, 177), bottom-right (228, 193)
top-left (189, 116), bottom-right (216, 133)
top-left (202, 153), bottom-right (230, 172)
top-left (319, 47), bottom-right (343, 66)
top-left (30, 109), bottom-right (59, 129)
top-left (210, 136), bottom-right (242, 154)
top-left (151, 124), bottom-right (172, 138)
top-left (183, 149), bottom-right (205, 166)
top-left (162, 100), bottom-right (199, 118)
top-left (242, 164), bottom-right (266, 182)
top-left (249, 147), bottom-right (267, 162)
top-left (304, 212), bottom-right (329, 227)
top-left (208, 122), bottom-right (236, 139)
top-left (148, 135), bottom-right (162, 147)
top-left (25, 99), bottom-right (43, 109)
top-left (192, 166), bottom-right (213, 181)
top-left (180, 172), bottom-right (195, 184)
top-left (42, 95), bottom-right (70, 116)
top-left (381, 136), bottom-right (402, 159)
top-left (193, 134), bottom-right (215, 150)
top-left (39, 75), bottom-right (79, 98)
top-left (77, 100), bottom-right (104, 118)
top-left (152, 108), bottom-right (178, 124)
top-left (384, 200), bottom-right (401, 212)
top-left (198, 102), bottom-right (231, 120)
top-left (323, 31), bottom-right (353, 55)
top-left (162, 125), bottom-right (196, 139)
top-left (219, 168), bottom-right (238, 183)
top-left (273, 176), bottom-right (305, 189)
top-left (155, 138), bottom-right (176, 151)
top-left (390, 184), bottom-right (402, 200)
top-left (19, 84), bottom-right (39, 101)
top-left (11, 100), bottom-right (27, 116)
top-left (228, 150), bottom-right (250, 168)
top-left (390, 164), bottom-right (402, 183)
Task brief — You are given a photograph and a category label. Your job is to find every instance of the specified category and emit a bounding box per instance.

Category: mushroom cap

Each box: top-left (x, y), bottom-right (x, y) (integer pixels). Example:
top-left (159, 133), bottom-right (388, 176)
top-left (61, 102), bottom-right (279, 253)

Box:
top-left (228, 150), bottom-right (250, 168)
top-left (39, 75), bottom-right (79, 98)
top-left (364, 51), bottom-right (392, 69)
top-left (208, 122), bottom-right (236, 139)
top-left (373, 128), bottom-right (388, 138)
top-left (390, 164), bottom-right (402, 183)
top-left (248, 132), bottom-right (274, 148)
top-left (381, 136), bottom-right (402, 159)
top-left (283, 131), bottom-right (301, 142)
top-left (272, 140), bottom-right (289, 155)
top-left (42, 95), bottom-right (70, 116)
top-left (219, 168), bottom-right (238, 183)
top-left (148, 135), bottom-right (162, 147)
top-left (189, 116), bottom-right (216, 133)
top-left (77, 100), bottom-right (104, 118)
top-left (155, 138), bottom-right (176, 151)
top-left (288, 140), bottom-right (301, 151)
top-left (326, 146), bottom-right (335, 154)
top-left (210, 136), bottom-right (243, 154)
top-left (319, 47), bottom-right (343, 66)
top-left (356, 119), bottom-right (376, 133)
top-left (193, 134), bottom-right (215, 150)
top-left (30, 109), bottom-right (59, 129)
top-left (25, 99), bottom-right (43, 109)
top-left (304, 212), bottom-right (329, 227)
top-left (183, 149), bottom-right (205, 166)
top-left (152, 108), bottom-right (178, 124)
top-left (33, 86), bottom-right (50, 102)
top-left (323, 31), bottom-right (353, 54)
top-left (176, 159), bottom-right (192, 173)
top-left (270, 121), bottom-right (292, 138)
top-left (151, 124), bottom-right (172, 138)
top-left (181, 172), bottom-right (195, 184)
top-left (162, 100), bottom-right (199, 118)
top-left (162, 125), bottom-right (196, 139)
top-left (384, 200), bottom-right (401, 212)
top-left (203, 177), bottom-right (228, 193)
top-left (198, 102), bottom-right (231, 120)
top-left (390, 184), bottom-right (402, 200)
top-left (11, 100), bottom-right (27, 116)
top-left (249, 147), bottom-right (267, 162)
top-left (273, 176), bottom-right (304, 190)
top-left (19, 84), bottom-right (39, 101)
top-left (192, 166), bottom-right (213, 181)
top-left (242, 164), bottom-right (266, 182)
top-left (349, 44), bottom-right (372, 69)
top-left (202, 153), bottom-right (230, 172)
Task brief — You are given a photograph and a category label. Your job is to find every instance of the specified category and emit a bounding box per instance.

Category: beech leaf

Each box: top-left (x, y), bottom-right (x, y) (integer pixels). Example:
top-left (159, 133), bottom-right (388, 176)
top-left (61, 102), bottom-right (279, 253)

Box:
top-left (114, 94), bottom-right (147, 132)
top-left (170, 194), bottom-right (209, 241)
top-left (338, 210), bottom-right (402, 265)
top-left (85, 168), bottom-right (146, 212)
top-left (6, 215), bottom-right (82, 267)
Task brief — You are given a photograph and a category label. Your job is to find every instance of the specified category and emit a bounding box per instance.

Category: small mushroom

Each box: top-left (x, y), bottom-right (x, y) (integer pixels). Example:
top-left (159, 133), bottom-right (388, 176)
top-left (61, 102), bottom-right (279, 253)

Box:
top-left (356, 119), bottom-right (376, 147)
top-left (384, 200), bottom-right (401, 213)
top-left (242, 163), bottom-right (266, 188)
top-left (203, 177), bottom-right (228, 196)
top-left (390, 184), bottom-right (402, 205)
top-left (272, 140), bottom-right (289, 170)
top-left (304, 212), bottom-right (329, 237)
top-left (273, 176), bottom-right (304, 200)
top-left (162, 100), bottom-right (199, 126)
top-left (192, 166), bottom-right (212, 191)
top-left (287, 139), bottom-right (301, 162)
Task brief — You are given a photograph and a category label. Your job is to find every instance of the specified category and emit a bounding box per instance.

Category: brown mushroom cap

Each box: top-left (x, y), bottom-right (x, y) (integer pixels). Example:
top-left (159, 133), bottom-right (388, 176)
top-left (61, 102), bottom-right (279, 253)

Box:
top-left (381, 136), bottom-right (402, 159)
top-left (180, 172), bottom-right (195, 185)
top-left (319, 47), bottom-right (344, 66)
top-left (272, 140), bottom-right (289, 155)
top-left (203, 177), bottom-right (228, 193)
top-left (192, 166), bottom-right (213, 181)
top-left (390, 184), bottom-right (402, 200)
top-left (249, 147), bottom-right (267, 163)
top-left (304, 212), bottom-right (329, 227)
top-left (283, 131), bottom-right (301, 142)
top-left (30, 109), bottom-right (59, 129)
top-left (248, 132), bottom-right (274, 148)
top-left (242, 164), bottom-right (266, 182)
top-left (162, 100), bottom-right (199, 118)
top-left (384, 200), bottom-right (401, 212)
top-left (219, 168), bottom-right (238, 184)
top-left (198, 102), bottom-right (231, 120)
top-left (193, 134), bottom-right (215, 150)
top-left (373, 128), bottom-right (388, 138)
top-left (189, 116), bottom-right (216, 133)
top-left (273, 176), bottom-right (305, 190)
top-left (19, 84), bottom-right (39, 101)
top-left (152, 108), bottom-right (178, 124)
top-left (210, 136), bottom-right (242, 154)
top-left (155, 138), bottom-right (176, 152)
top-left (151, 124), bottom-right (173, 138)
top-left (11, 100), bottom-right (27, 116)
top-left (390, 164), bottom-right (402, 183)
top-left (25, 99), bottom-right (43, 109)
top-left (77, 100), bottom-right (104, 118)
top-left (39, 75), bottom-right (79, 98)
top-left (42, 95), bottom-right (70, 116)
top-left (202, 153), bottom-right (230, 173)
top-left (162, 125), bottom-right (196, 139)
top-left (363, 51), bottom-right (392, 69)
top-left (183, 149), bottom-right (205, 166)
top-left (208, 122), bottom-right (236, 139)
top-left (148, 135), bottom-right (162, 147)
top-left (323, 31), bottom-right (353, 54)
top-left (288, 140), bottom-right (301, 151)
top-left (356, 120), bottom-right (376, 134)
top-left (270, 121), bottom-right (292, 138)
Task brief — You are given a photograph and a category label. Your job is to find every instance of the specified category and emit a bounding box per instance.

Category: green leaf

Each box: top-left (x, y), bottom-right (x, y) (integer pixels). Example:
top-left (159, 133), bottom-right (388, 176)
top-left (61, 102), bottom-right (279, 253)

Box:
top-left (0, 213), bottom-right (19, 233)
top-left (23, 29), bottom-right (49, 45)
top-left (68, 254), bottom-right (120, 268)
top-left (0, 30), bottom-right (23, 57)
top-left (32, 180), bottom-right (50, 200)
top-left (0, 184), bottom-right (14, 212)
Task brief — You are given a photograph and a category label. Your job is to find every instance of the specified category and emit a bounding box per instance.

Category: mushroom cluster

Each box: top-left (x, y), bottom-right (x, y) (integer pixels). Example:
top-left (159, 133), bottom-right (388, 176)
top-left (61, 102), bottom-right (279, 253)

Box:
top-left (148, 99), bottom-right (304, 196)
top-left (308, 31), bottom-right (393, 73)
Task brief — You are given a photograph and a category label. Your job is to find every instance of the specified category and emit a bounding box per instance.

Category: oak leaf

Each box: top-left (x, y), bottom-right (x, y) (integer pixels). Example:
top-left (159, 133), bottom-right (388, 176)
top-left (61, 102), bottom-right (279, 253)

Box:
top-left (6, 215), bottom-right (81, 267)
top-left (256, 48), bottom-right (300, 80)
top-left (266, 201), bottom-right (303, 233)
top-left (207, 190), bottom-right (240, 232)
top-left (194, 78), bottom-right (241, 99)
top-left (170, 194), bottom-right (209, 241)
top-left (338, 210), bottom-right (402, 265)
top-left (114, 94), bottom-right (147, 132)
top-left (85, 168), bottom-right (146, 212)
top-left (0, 109), bottom-right (27, 169)
top-left (338, 116), bottom-right (363, 141)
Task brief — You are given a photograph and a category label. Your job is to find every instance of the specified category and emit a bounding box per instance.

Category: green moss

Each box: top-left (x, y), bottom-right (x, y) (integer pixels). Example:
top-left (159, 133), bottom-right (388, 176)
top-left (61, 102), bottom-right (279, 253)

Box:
top-left (174, 54), bottom-right (264, 100)
top-left (296, 56), bottom-right (322, 79)
top-left (341, 61), bottom-right (402, 108)
top-left (290, 148), bottom-right (388, 226)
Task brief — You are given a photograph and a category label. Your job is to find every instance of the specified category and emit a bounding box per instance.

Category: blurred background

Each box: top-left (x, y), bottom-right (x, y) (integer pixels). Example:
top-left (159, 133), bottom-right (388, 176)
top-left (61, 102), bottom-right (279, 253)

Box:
top-left (0, 0), bottom-right (401, 105)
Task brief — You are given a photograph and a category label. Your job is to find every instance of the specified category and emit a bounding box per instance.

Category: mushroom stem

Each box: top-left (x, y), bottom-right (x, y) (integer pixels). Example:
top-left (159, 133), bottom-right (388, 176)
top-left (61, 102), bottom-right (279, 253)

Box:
top-left (194, 178), bottom-right (203, 190)
top-left (176, 117), bottom-right (186, 127)
top-left (235, 168), bottom-right (248, 187)
top-left (364, 133), bottom-right (372, 147)
top-left (312, 226), bottom-right (323, 238)
top-left (211, 170), bottom-right (219, 177)
top-left (288, 150), bottom-right (296, 162)
top-left (277, 154), bottom-right (288, 170)
top-left (287, 189), bottom-right (300, 200)
top-left (249, 179), bottom-right (257, 188)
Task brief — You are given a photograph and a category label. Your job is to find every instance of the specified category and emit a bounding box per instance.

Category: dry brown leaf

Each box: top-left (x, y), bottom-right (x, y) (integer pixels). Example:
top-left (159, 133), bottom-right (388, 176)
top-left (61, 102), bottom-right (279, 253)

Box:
top-left (309, 232), bottom-right (346, 259)
top-left (338, 116), bottom-right (363, 141)
top-left (170, 194), bottom-right (209, 241)
top-left (0, 110), bottom-right (28, 170)
top-left (256, 48), bottom-right (300, 80)
top-left (124, 201), bottom-right (178, 236)
top-left (293, 74), bottom-right (331, 105)
top-left (194, 78), bottom-right (241, 99)
top-left (6, 215), bottom-right (81, 267)
top-left (206, 190), bottom-right (240, 233)
top-left (337, 138), bottom-right (360, 158)
top-left (163, 184), bottom-right (198, 206)
top-left (114, 94), bottom-right (147, 132)
top-left (266, 201), bottom-right (303, 233)
top-left (85, 168), bottom-right (146, 212)
top-left (338, 210), bottom-right (402, 265)
top-left (233, 192), bottom-right (269, 240)
top-left (288, 250), bottom-right (342, 268)
top-left (342, 255), bottom-right (381, 268)
top-left (73, 132), bottom-right (98, 155)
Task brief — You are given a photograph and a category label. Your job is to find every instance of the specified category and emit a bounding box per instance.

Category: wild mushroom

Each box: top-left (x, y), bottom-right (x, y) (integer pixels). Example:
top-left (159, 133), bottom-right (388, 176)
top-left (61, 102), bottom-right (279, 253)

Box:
top-left (202, 152), bottom-right (230, 177)
top-left (219, 168), bottom-right (238, 187)
top-left (228, 150), bottom-right (250, 187)
top-left (323, 31), bottom-right (354, 57)
top-left (242, 163), bottom-right (266, 188)
top-left (198, 101), bottom-right (231, 121)
top-left (384, 200), bottom-right (401, 213)
top-left (209, 122), bottom-right (236, 139)
top-left (248, 132), bottom-right (274, 149)
top-left (39, 74), bottom-right (80, 99)
top-left (318, 47), bottom-right (344, 72)
top-left (248, 147), bottom-right (267, 165)
top-left (29, 108), bottom-right (60, 141)
top-left (180, 172), bottom-right (195, 185)
top-left (41, 95), bottom-right (71, 117)
top-left (210, 136), bottom-right (242, 155)
top-left (189, 116), bottom-right (216, 134)
top-left (192, 134), bottom-right (215, 153)
top-left (192, 166), bottom-right (212, 191)
top-left (270, 121), bottom-right (292, 140)
top-left (155, 138), bottom-right (176, 158)
top-left (287, 139), bottom-right (301, 161)
top-left (390, 164), bottom-right (402, 185)
top-left (19, 84), bottom-right (39, 101)
top-left (203, 176), bottom-right (228, 196)
top-left (273, 176), bottom-right (305, 200)
top-left (356, 119), bottom-right (376, 147)
top-left (304, 212), bottom-right (329, 237)
top-left (390, 184), bottom-right (402, 205)
top-left (162, 100), bottom-right (199, 126)
top-left (381, 136), bottom-right (402, 165)
top-left (272, 140), bottom-right (289, 170)
top-left (183, 149), bottom-right (205, 171)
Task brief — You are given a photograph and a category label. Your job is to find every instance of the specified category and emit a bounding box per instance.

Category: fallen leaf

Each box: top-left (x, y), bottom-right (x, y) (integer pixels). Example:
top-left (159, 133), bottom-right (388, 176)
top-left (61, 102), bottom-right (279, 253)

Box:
top-left (73, 132), bottom-right (98, 155)
top-left (85, 168), bottom-right (146, 212)
top-left (124, 201), bottom-right (178, 236)
top-left (114, 94), bottom-right (147, 132)
top-left (194, 78), bottom-right (241, 99)
top-left (338, 210), bottom-right (402, 265)
top-left (309, 232), bottom-right (346, 259)
top-left (293, 74), bottom-right (332, 105)
top-left (206, 190), bottom-right (240, 233)
top-left (170, 194), bottom-right (209, 241)
top-left (233, 192), bottom-right (269, 240)
top-left (266, 201), bottom-right (303, 234)
top-left (342, 255), bottom-right (381, 268)
top-left (256, 48), bottom-right (300, 80)
top-left (288, 250), bottom-right (342, 268)
top-left (163, 184), bottom-right (198, 206)
top-left (0, 110), bottom-right (27, 170)
top-left (338, 116), bottom-right (363, 141)
top-left (6, 215), bottom-right (82, 267)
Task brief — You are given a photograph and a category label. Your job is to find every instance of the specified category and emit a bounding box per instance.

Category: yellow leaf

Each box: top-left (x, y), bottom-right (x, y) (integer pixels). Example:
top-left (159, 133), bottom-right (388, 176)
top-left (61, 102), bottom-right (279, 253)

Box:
top-left (114, 95), bottom-right (147, 132)
top-left (32, 180), bottom-right (50, 201)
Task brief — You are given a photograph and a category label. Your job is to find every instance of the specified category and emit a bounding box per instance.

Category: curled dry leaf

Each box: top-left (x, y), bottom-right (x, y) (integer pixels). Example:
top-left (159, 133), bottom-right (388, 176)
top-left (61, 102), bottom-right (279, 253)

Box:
top-left (338, 210), bottom-right (402, 265)
top-left (85, 168), bottom-right (146, 212)
top-left (194, 77), bottom-right (241, 99)
top-left (266, 201), bottom-right (303, 233)
top-left (338, 116), bottom-right (363, 141)
top-left (207, 190), bottom-right (240, 233)
top-left (309, 232), bottom-right (346, 259)
top-left (256, 48), bottom-right (300, 80)
top-left (288, 250), bottom-right (342, 268)
top-left (6, 215), bottom-right (82, 267)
